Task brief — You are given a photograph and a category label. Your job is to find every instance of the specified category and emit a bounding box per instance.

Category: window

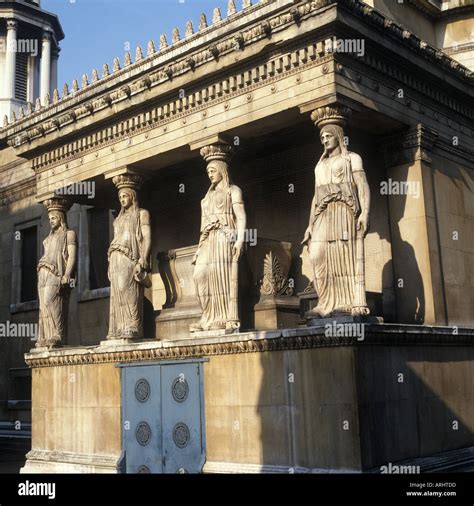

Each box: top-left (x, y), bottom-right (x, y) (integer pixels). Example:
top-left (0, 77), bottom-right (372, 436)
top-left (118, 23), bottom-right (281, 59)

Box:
top-left (78, 206), bottom-right (112, 301)
top-left (11, 220), bottom-right (41, 313)
top-left (20, 226), bottom-right (37, 302)
top-left (15, 52), bottom-right (28, 102)
top-left (8, 368), bottom-right (31, 410)
top-left (88, 208), bottom-right (110, 290)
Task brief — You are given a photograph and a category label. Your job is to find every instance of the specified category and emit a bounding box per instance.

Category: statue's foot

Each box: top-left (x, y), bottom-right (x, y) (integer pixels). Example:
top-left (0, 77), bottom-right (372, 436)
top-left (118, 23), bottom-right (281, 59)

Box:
top-left (331, 306), bottom-right (353, 317)
top-left (308, 305), bottom-right (330, 319)
top-left (210, 322), bottom-right (226, 330)
top-left (114, 328), bottom-right (140, 339)
top-left (225, 320), bottom-right (240, 331)
top-left (36, 338), bottom-right (61, 349)
top-left (189, 323), bottom-right (203, 332)
top-left (351, 306), bottom-right (370, 317)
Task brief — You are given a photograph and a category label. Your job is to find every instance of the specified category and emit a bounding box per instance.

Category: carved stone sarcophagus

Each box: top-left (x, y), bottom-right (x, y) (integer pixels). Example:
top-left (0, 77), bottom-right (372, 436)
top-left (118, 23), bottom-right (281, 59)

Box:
top-left (155, 239), bottom-right (300, 339)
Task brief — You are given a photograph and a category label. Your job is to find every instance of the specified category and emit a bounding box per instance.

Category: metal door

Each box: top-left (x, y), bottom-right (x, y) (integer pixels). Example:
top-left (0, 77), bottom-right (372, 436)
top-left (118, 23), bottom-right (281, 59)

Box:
top-left (120, 360), bottom-right (206, 474)
top-left (121, 364), bottom-right (163, 473)
top-left (161, 362), bottom-right (206, 474)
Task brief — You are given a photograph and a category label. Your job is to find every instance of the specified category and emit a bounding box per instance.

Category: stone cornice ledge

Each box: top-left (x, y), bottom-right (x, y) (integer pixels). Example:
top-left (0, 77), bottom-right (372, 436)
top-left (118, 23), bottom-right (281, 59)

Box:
top-left (2, 0), bottom-right (473, 153)
top-left (0, 0), bottom-right (321, 139)
top-left (24, 324), bottom-right (474, 368)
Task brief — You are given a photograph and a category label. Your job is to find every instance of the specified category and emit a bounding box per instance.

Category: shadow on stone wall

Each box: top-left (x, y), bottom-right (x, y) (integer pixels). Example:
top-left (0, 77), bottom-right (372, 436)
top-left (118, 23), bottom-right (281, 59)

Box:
top-left (254, 344), bottom-right (474, 472)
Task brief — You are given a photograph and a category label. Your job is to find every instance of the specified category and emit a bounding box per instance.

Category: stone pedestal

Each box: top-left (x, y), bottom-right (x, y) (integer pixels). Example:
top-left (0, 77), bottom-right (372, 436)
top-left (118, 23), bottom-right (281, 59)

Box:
top-left (155, 245), bottom-right (202, 339)
top-left (156, 239), bottom-right (300, 338)
top-left (306, 315), bottom-right (384, 327)
top-left (22, 324), bottom-right (474, 473)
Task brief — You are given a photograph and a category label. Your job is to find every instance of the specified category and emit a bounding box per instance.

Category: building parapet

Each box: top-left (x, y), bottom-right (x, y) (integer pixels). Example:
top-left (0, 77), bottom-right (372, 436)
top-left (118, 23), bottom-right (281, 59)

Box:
top-left (0, 0), bottom-right (473, 148)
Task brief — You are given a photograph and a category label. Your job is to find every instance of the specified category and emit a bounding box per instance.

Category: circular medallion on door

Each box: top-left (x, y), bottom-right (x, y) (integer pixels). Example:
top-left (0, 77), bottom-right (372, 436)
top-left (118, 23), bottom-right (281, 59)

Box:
top-left (173, 422), bottom-right (190, 448)
top-left (171, 377), bottom-right (189, 402)
top-left (136, 421), bottom-right (152, 446)
top-left (135, 379), bottom-right (151, 403)
top-left (137, 465), bottom-right (151, 474)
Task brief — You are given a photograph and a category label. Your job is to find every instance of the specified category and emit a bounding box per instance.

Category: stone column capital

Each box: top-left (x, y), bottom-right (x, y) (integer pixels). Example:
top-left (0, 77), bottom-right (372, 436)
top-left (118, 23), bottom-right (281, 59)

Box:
top-left (200, 143), bottom-right (235, 164)
top-left (112, 173), bottom-right (145, 192)
top-left (42, 197), bottom-right (73, 214)
top-left (310, 104), bottom-right (352, 130)
top-left (379, 124), bottom-right (439, 167)
top-left (42, 30), bottom-right (53, 42)
top-left (6, 19), bottom-right (18, 30)
top-left (52, 46), bottom-right (61, 59)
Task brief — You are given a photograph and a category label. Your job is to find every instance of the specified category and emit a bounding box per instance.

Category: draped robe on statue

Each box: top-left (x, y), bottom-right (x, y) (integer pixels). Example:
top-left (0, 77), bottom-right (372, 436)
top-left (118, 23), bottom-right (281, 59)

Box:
top-left (37, 230), bottom-right (76, 346)
top-left (107, 208), bottom-right (149, 338)
top-left (309, 152), bottom-right (365, 317)
top-left (193, 186), bottom-right (240, 330)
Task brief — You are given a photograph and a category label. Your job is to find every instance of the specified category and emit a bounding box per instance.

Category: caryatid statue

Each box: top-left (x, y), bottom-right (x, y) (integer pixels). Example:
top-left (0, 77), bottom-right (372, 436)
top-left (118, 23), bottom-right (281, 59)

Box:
top-left (301, 106), bottom-right (371, 318)
top-left (37, 198), bottom-right (77, 348)
top-left (107, 174), bottom-right (151, 340)
top-left (191, 143), bottom-right (247, 333)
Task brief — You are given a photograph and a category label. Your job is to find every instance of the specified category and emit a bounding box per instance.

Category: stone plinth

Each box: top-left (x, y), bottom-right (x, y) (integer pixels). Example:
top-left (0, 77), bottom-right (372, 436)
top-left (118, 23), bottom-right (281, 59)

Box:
top-left (23, 324), bottom-right (474, 473)
top-left (156, 239), bottom-right (300, 338)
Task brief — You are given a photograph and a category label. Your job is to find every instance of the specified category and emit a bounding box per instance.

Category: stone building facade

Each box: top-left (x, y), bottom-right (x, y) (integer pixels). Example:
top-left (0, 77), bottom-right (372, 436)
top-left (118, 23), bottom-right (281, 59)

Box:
top-left (0, 0), bottom-right (473, 473)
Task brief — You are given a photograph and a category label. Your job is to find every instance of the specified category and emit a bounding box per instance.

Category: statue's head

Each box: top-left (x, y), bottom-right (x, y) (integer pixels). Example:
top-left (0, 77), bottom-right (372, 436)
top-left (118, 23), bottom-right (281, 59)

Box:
top-left (207, 160), bottom-right (230, 188)
top-left (118, 188), bottom-right (137, 210)
top-left (48, 210), bottom-right (67, 231)
top-left (319, 124), bottom-right (348, 157)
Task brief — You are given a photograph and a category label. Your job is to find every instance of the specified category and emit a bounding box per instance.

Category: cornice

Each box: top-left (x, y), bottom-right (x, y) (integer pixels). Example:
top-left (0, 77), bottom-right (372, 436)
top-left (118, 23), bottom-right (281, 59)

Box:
top-left (26, 41), bottom-right (474, 176)
top-left (1, 0), bottom-right (330, 139)
top-left (336, 50), bottom-right (474, 124)
top-left (406, 0), bottom-right (474, 19)
top-left (379, 125), bottom-right (439, 166)
top-left (1, 0), bottom-right (473, 155)
top-left (0, 175), bottom-right (36, 207)
top-left (406, 0), bottom-right (442, 17)
top-left (24, 324), bottom-right (474, 368)
top-left (30, 51), bottom-right (334, 174)
top-left (444, 42), bottom-right (474, 55)
top-left (337, 0), bottom-right (472, 82)
top-left (378, 123), bottom-right (474, 166)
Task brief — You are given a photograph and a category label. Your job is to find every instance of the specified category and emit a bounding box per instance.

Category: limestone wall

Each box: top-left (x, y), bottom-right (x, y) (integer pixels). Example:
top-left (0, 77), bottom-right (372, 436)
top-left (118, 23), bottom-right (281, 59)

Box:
top-left (430, 152), bottom-right (474, 325)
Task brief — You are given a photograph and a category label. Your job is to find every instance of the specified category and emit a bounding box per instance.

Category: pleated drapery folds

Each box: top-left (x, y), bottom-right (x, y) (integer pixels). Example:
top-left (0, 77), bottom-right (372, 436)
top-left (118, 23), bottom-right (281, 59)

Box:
top-left (308, 154), bottom-right (368, 317)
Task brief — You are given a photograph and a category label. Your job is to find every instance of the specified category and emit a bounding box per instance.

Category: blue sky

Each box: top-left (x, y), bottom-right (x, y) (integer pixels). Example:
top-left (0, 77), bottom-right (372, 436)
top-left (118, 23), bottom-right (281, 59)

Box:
top-left (42, 0), bottom-right (231, 88)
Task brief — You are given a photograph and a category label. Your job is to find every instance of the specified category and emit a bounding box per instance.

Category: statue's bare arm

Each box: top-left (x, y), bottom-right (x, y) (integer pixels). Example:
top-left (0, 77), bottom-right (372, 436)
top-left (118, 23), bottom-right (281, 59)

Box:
top-left (302, 192), bottom-right (317, 246)
top-left (231, 186), bottom-right (246, 260)
top-left (139, 209), bottom-right (152, 271)
top-left (62, 231), bottom-right (78, 285)
top-left (350, 153), bottom-right (370, 236)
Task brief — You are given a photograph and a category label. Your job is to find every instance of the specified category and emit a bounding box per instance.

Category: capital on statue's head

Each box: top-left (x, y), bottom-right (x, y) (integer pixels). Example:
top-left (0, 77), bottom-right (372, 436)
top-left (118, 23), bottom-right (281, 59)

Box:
top-left (43, 197), bottom-right (73, 214)
top-left (311, 105), bottom-right (351, 130)
top-left (112, 173), bottom-right (144, 192)
top-left (200, 143), bottom-right (234, 164)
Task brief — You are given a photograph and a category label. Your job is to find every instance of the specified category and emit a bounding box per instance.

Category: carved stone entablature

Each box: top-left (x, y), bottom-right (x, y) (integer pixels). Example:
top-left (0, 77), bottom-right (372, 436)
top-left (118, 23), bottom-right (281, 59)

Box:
top-left (2, 0), bottom-right (471, 154)
top-left (337, 49), bottom-right (473, 122)
top-left (0, 0), bottom-right (333, 139)
top-left (23, 324), bottom-right (474, 368)
top-left (30, 47), bottom-right (334, 174)
top-left (338, 0), bottom-right (473, 81)
top-left (379, 124), bottom-right (439, 167)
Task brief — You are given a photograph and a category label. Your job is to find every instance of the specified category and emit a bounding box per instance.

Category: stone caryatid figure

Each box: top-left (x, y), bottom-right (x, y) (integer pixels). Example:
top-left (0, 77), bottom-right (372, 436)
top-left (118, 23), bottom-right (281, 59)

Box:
top-left (107, 174), bottom-right (151, 340)
top-left (302, 106), bottom-right (371, 318)
top-left (37, 198), bottom-right (77, 348)
top-left (191, 143), bottom-right (247, 333)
